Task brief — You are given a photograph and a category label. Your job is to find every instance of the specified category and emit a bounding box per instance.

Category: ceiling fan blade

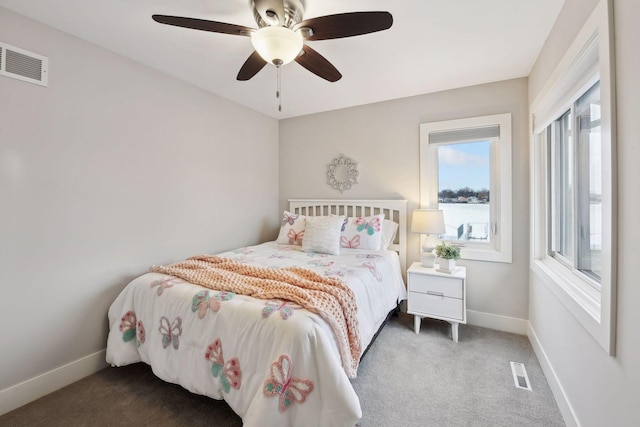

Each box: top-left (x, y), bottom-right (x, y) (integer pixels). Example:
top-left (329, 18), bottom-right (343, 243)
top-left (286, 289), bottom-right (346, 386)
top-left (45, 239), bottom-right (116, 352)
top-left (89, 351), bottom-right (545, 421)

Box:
top-left (295, 45), bottom-right (342, 82)
top-left (237, 51), bottom-right (268, 81)
top-left (152, 15), bottom-right (254, 36)
top-left (294, 11), bottom-right (392, 41)
top-left (253, 0), bottom-right (286, 26)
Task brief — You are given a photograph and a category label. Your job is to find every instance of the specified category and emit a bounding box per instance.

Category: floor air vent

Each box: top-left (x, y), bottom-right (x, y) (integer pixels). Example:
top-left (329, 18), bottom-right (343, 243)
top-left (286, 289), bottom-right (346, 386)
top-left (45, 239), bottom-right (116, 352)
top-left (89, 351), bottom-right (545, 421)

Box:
top-left (0, 42), bottom-right (48, 86)
top-left (510, 361), bottom-right (532, 391)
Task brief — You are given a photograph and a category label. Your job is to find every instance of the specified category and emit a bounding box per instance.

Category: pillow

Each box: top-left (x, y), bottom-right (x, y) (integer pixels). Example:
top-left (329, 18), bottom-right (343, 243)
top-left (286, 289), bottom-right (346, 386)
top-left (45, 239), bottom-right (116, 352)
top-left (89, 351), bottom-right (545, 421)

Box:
top-left (276, 211), bottom-right (306, 246)
top-left (340, 213), bottom-right (385, 250)
top-left (302, 216), bottom-right (345, 255)
top-left (381, 219), bottom-right (399, 249)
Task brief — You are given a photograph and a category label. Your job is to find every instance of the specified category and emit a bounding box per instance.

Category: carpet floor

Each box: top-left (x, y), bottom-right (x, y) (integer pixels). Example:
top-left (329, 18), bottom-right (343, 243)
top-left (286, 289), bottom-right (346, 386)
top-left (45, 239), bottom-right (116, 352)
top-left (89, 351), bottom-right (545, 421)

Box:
top-left (0, 313), bottom-right (564, 426)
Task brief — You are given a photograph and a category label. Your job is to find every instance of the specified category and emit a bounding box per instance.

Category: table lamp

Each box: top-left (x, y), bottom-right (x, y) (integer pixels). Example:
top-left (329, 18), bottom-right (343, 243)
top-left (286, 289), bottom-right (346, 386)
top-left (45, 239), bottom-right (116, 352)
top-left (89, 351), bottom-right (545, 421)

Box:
top-left (411, 209), bottom-right (445, 267)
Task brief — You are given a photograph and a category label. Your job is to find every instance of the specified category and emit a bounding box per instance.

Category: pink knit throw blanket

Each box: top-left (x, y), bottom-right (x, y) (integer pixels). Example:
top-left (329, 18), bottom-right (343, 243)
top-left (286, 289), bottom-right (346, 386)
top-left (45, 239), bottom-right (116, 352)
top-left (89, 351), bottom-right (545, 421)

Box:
top-left (150, 255), bottom-right (362, 378)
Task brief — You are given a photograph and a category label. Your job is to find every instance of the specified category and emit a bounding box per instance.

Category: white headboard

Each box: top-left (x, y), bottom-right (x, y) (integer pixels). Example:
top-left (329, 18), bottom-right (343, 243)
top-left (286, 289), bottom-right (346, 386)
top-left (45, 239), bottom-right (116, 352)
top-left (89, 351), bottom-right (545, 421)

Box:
top-left (288, 199), bottom-right (408, 273)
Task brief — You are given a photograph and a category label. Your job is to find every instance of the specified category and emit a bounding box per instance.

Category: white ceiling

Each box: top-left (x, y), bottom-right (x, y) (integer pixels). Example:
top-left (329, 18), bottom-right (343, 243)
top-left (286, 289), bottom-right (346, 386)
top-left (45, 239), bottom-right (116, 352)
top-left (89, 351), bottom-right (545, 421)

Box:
top-left (0, 0), bottom-right (565, 119)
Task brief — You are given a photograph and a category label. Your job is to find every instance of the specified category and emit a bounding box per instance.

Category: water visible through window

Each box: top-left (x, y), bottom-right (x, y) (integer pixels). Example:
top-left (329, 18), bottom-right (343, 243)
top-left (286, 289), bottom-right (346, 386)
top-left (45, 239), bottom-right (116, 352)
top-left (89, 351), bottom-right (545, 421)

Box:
top-left (437, 141), bottom-right (491, 242)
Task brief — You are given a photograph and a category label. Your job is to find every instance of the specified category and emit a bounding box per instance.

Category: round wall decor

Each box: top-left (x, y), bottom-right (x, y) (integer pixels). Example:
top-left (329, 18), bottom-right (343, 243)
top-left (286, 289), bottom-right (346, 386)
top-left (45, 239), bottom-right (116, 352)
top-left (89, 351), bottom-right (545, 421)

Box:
top-left (327, 154), bottom-right (358, 193)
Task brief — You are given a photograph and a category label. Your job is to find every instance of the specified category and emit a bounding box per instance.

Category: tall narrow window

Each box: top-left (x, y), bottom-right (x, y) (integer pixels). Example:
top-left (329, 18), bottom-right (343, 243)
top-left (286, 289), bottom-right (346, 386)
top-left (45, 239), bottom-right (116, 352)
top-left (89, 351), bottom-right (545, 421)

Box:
top-left (420, 113), bottom-right (512, 263)
top-left (530, 0), bottom-right (615, 355)
top-left (545, 81), bottom-right (601, 288)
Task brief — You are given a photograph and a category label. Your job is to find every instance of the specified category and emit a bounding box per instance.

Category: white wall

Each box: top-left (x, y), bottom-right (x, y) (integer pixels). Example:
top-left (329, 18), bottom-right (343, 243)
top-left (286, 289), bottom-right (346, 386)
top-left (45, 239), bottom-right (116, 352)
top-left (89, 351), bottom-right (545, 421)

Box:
top-left (280, 78), bottom-right (530, 327)
top-left (0, 6), bottom-right (279, 399)
top-left (528, 0), bottom-right (640, 425)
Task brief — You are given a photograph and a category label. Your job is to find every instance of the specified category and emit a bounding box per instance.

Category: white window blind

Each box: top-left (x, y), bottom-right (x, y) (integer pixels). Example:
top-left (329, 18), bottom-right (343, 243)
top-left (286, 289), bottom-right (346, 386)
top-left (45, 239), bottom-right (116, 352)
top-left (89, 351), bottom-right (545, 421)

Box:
top-left (428, 125), bottom-right (501, 145)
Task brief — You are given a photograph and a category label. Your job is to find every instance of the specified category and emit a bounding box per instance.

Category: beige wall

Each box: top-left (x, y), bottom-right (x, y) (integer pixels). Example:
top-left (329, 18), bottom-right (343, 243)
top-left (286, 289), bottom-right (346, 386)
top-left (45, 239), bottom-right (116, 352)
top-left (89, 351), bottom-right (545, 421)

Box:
top-left (5, 1), bottom-right (639, 423)
top-left (280, 77), bottom-right (530, 322)
top-left (0, 8), bottom-right (279, 392)
top-left (528, 0), bottom-right (640, 425)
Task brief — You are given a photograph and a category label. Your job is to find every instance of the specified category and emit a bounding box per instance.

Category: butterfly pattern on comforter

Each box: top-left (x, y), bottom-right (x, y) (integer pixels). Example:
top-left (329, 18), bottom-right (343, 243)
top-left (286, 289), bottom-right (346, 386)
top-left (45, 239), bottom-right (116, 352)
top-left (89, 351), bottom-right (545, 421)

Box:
top-left (263, 354), bottom-right (314, 412)
top-left (192, 290), bottom-right (235, 318)
top-left (205, 338), bottom-right (242, 393)
top-left (106, 241), bottom-right (406, 427)
top-left (119, 311), bottom-right (146, 347)
top-left (262, 299), bottom-right (300, 320)
top-left (159, 316), bottom-right (182, 349)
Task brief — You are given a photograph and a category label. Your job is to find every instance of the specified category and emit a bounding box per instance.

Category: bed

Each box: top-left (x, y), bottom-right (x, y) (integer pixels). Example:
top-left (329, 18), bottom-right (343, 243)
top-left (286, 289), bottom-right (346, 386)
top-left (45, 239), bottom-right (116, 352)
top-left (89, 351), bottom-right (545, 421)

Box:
top-left (106, 199), bottom-right (407, 427)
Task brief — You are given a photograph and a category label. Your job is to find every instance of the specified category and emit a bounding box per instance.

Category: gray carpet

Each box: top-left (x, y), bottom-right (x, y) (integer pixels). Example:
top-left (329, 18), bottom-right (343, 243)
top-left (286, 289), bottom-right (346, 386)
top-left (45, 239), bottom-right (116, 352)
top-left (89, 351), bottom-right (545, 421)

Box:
top-left (0, 313), bottom-right (564, 427)
top-left (352, 314), bottom-right (563, 426)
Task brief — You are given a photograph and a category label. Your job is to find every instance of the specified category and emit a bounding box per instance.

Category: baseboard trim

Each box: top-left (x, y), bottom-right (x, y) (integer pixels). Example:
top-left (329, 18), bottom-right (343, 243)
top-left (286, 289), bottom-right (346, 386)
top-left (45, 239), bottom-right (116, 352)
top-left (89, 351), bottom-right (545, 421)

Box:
top-left (527, 324), bottom-right (580, 427)
top-left (466, 309), bottom-right (528, 334)
top-left (0, 349), bottom-right (108, 416)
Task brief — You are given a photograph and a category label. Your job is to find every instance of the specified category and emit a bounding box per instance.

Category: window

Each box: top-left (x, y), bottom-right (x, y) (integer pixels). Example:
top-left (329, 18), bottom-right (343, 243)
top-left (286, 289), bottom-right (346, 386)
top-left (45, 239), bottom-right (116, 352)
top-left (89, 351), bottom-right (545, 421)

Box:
top-left (546, 82), bottom-right (602, 286)
top-left (420, 113), bottom-right (512, 263)
top-left (530, 0), bottom-right (616, 355)
top-left (437, 141), bottom-right (491, 242)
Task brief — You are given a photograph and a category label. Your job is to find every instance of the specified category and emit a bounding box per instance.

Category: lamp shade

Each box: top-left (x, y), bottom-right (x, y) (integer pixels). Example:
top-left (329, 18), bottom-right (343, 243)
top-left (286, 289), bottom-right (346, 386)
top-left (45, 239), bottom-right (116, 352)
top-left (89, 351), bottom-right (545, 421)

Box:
top-left (411, 209), bottom-right (445, 235)
top-left (251, 26), bottom-right (303, 66)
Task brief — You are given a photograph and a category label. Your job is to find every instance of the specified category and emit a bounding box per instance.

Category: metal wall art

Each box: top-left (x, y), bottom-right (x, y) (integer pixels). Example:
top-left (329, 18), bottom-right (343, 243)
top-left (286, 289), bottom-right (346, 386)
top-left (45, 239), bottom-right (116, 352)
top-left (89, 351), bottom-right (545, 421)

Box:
top-left (327, 154), bottom-right (358, 193)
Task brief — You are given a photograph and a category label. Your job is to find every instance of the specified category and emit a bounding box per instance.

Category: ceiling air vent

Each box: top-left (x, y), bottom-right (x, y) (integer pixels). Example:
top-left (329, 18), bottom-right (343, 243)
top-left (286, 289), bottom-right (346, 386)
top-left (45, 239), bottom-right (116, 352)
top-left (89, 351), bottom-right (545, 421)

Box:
top-left (0, 42), bottom-right (48, 87)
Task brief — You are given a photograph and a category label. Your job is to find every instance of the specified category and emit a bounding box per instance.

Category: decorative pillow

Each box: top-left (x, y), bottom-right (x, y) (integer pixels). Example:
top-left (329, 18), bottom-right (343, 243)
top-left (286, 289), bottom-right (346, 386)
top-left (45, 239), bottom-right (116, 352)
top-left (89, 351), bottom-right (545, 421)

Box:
top-left (381, 219), bottom-right (399, 249)
top-left (275, 211), bottom-right (306, 246)
top-left (340, 213), bottom-right (385, 250)
top-left (302, 216), bottom-right (345, 255)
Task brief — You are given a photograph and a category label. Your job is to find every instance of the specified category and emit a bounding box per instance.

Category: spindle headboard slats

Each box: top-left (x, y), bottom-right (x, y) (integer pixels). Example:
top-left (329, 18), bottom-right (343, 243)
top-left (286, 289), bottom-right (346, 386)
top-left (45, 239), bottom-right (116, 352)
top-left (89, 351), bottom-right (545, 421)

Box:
top-left (288, 199), bottom-right (407, 273)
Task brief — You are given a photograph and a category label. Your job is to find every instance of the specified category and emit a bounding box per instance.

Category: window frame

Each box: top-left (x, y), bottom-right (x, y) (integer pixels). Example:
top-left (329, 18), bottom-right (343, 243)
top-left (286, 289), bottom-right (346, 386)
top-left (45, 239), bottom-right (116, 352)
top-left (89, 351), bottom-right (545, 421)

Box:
top-left (546, 82), bottom-right (603, 289)
top-left (419, 113), bottom-right (512, 263)
top-left (530, 0), bottom-right (616, 355)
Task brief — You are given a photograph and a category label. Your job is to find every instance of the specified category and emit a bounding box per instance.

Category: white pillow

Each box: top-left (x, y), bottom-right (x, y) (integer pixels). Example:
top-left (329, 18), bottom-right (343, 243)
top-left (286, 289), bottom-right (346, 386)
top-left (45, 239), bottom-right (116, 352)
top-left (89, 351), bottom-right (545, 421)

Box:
top-left (302, 216), bottom-right (345, 255)
top-left (340, 214), bottom-right (385, 250)
top-left (381, 219), bottom-right (399, 249)
top-left (276, 211), bottom-right (306, 246)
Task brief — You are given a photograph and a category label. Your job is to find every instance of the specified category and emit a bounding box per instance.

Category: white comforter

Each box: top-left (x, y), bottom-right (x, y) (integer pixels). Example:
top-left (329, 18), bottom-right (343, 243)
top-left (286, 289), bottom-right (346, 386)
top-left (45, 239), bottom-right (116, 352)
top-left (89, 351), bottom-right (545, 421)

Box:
top-left (106, 242), bottom-right (406, 427)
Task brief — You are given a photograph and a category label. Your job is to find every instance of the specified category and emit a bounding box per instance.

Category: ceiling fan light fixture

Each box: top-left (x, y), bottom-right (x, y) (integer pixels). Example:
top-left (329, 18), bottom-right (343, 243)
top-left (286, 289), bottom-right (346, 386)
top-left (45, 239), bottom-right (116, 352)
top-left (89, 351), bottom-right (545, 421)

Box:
top-left (251, 26), bottom-right (303, 66)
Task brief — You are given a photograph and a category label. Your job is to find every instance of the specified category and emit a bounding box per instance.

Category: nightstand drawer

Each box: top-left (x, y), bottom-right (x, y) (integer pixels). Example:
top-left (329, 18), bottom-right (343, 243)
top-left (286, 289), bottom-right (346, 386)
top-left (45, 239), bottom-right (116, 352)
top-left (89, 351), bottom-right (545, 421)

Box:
top-left (408, 292), bottom-right (463, 321)
top-left (408, 275), bottom-right (463, 299)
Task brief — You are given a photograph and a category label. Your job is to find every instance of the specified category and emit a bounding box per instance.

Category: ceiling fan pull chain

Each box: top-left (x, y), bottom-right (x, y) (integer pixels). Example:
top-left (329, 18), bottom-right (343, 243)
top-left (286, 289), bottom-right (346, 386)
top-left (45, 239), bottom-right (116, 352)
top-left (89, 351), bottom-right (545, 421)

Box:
top-left (276, 65), bottom-right (282, 112)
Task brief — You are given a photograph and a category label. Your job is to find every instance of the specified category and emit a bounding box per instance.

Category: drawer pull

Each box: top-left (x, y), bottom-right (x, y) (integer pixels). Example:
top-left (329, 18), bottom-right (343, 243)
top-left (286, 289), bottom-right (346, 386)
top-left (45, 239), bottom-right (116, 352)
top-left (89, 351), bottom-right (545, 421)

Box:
top-left (426, 291), bottom-right (445, 297)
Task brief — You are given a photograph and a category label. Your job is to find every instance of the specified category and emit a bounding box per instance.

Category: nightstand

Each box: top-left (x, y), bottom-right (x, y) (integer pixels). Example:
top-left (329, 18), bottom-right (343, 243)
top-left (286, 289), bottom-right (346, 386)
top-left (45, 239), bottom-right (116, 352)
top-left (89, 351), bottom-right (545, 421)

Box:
top-left (407, 262), bottom-right (467, 342)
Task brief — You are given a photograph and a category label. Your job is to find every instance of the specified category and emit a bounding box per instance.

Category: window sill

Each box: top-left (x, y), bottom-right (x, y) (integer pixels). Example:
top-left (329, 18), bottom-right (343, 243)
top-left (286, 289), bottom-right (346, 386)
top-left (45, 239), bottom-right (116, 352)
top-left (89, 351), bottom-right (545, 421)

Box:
top-left (460, 242), bottom-right (512, 263)
top-left (531, 257), bottom-right (602, 333)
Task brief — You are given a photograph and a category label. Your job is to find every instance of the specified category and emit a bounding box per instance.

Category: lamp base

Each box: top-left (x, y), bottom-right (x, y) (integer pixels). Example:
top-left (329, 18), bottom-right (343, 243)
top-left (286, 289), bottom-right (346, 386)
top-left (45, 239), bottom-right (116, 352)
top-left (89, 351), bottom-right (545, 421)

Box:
top-left (420, 250), bottom-right (437, 268)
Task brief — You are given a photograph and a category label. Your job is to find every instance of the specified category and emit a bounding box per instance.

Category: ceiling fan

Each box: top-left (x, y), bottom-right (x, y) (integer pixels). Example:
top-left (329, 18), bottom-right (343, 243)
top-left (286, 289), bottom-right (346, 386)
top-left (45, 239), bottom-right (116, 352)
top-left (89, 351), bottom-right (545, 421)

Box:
top-left (152, 0), bottom-right (393, 83)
